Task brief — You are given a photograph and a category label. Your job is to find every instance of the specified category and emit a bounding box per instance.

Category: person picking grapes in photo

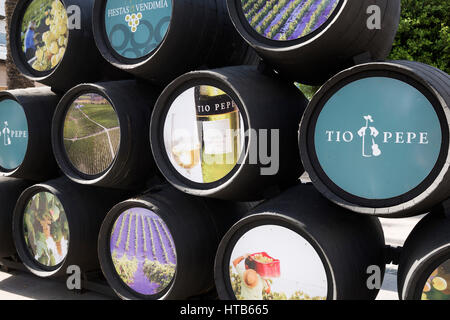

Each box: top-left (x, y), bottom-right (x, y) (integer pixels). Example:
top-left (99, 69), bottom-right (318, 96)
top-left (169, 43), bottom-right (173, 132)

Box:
top-left (232, 254), bottom-right (271, 300)
top-left (24, 21), bottom-right (37, 62)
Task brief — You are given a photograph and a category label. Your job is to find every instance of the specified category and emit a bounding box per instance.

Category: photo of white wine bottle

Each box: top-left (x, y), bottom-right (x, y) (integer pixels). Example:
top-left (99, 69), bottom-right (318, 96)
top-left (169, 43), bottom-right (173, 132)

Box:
top-left (194, 86), bottom-right (243, 183)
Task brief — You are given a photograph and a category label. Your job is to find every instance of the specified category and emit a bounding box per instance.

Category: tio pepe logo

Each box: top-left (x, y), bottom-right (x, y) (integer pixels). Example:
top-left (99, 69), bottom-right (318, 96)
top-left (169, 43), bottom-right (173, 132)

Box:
top-left (0, 121), bottom-right (27, 146)
top-left (325, 114), bottom-right (430, 159)
top-left (357, 115), bottom-right (381, 158)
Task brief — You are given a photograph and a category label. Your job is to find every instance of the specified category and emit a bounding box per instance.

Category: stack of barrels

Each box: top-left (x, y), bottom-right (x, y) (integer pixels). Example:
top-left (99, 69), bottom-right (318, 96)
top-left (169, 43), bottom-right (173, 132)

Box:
top-left (0, 0), bottom-right (448, 301)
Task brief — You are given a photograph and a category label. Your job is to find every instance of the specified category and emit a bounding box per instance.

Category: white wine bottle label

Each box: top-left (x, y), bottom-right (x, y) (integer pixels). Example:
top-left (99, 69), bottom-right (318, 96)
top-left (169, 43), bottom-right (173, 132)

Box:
top-left (202, 119), bottom-right (234, 155)
top-left (163, 86), bottom-right (245, 184)
top-left (196, 98), bottom-right (237, 116)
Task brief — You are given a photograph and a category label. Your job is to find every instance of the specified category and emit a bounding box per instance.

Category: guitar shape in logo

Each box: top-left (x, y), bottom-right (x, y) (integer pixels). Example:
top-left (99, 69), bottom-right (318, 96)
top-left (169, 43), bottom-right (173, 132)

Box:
top-left (358, 115), bottom-right (381, 158)
top-left (372, 138), bottom-right (381, 157)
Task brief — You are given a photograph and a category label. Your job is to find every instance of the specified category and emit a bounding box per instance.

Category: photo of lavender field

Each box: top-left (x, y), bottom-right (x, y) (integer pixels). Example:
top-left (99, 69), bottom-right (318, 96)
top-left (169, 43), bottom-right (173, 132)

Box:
top-left (241, 0), bottom-right (340, 41)
top-left (110, 207), bottom-right (176, 295)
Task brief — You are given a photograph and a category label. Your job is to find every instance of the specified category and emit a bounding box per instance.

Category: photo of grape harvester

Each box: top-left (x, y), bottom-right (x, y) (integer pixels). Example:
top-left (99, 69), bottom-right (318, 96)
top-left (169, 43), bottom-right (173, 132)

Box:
top-left (21, 0), bottom-right (68, 71)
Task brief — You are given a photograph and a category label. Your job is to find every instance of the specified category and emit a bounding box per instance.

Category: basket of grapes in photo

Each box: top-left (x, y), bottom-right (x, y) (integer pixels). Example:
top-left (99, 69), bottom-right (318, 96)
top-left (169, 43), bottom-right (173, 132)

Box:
top-left (245, 252), bottom-right (280, 279)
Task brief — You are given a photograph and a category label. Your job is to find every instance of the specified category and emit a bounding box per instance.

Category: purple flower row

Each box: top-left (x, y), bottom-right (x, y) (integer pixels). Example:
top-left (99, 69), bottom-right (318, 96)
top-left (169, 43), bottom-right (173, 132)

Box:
top-left (111, 212), bottom-right (176, 264)
top-left (244, 0), bottom-right (340, 41)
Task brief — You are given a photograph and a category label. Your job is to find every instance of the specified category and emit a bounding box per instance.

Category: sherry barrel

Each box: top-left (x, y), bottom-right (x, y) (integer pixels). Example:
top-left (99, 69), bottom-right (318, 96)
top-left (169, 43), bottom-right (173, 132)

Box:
top-left (299, 61), bottom-right (450, 217)
top-left (150, 65), bottom-right (308, 201)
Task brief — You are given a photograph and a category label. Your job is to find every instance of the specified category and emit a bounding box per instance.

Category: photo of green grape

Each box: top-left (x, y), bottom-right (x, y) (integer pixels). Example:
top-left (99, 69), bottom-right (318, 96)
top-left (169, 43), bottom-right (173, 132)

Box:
top-left (21, 0), bottom-right (69, 72)
top-left (422, 260), bottom-right (450, 300)
top-left (23, 192), bottom-right (69, 267)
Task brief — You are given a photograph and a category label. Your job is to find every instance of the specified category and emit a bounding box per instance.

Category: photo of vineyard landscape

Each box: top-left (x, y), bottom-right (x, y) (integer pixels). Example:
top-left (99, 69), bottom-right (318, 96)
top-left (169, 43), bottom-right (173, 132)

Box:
top-left (241, 0), bottom-right (340, 40)
top-left (63, 94), bottom-right (120, 176)
top-left (110, 208), bottom-right (177, 295)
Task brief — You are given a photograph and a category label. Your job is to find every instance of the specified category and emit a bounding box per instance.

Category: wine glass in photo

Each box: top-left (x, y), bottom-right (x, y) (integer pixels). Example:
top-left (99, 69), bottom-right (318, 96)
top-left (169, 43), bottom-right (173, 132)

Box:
top-left (170, 114), bottom-right (200, 177)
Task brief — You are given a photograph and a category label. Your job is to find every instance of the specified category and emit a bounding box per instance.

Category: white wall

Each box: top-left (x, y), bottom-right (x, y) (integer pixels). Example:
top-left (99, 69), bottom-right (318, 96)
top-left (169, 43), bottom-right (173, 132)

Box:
top-left (0, 0), bottom-right (6, 60)
top-left (0, 1), bottom-right (5, 17)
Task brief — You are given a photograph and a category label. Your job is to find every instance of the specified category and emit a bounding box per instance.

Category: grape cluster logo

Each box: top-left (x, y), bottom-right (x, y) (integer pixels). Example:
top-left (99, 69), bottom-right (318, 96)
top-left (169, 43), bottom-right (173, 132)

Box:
top-left (104, 0), bottom-right (172, 59)
top-left (125, 13), bottom-right (143, 33)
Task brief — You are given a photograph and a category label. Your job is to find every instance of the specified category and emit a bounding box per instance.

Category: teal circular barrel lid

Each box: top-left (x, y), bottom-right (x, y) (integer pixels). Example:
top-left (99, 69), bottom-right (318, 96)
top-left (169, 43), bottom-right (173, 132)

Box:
top-left (313, 76), bottom-right (444, 201)
top-left (0, 99), bottom-right (29, 171)
top-left (104, 0), bottom-right (172, 60)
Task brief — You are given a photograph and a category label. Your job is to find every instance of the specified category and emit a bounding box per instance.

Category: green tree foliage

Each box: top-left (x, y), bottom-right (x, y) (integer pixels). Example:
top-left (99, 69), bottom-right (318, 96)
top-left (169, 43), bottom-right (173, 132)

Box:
top-left (298, 1), bottom-right (449, 99)
top-left (389, 0), bottom-right (449, 74)
top-left (296, 83), bottom-right (320, 101)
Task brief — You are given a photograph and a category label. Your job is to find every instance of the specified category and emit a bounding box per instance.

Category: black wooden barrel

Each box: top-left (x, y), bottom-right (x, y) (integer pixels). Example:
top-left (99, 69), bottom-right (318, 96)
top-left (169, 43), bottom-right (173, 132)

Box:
top-left (150, 65), bottom-right (308, 201)
top-left (227, 0), bottom-right (401, 85)
top-left (0, 87), bottom-right (60, 181)
top-left (0, 177), bottom-right (33, 258)
top-left (92, 0), bottom-right (258, 85)
top-left (51, 80), bottom-right (161, 190)
top-left (214, 183), bottom-right (386, 300)
top-left (299, 61), bottom-right (450, 217)
top-left (9, 0), bottom-right (127, 92)
top-left (97, 184), bottom-right (250, 300)
top-left (12, 176), bottom-right (129, 278)
top-left (397, 209), bottom-right (450, 300)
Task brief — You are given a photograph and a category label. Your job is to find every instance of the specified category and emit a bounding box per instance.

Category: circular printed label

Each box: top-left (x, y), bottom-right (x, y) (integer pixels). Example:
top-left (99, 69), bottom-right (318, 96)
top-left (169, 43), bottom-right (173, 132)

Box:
top-left (422, 260), bottom-right (450, 300)
top-left (104, 0), bottom-right (172, 59)
top-left (241, 0), bottom-right (340, 41)
top-left (314, 77), bottom-right (442, 200)
top-left (163, 86), bottom-right (245, 183)
top-left (229, 225), bottom-right (328, 300)
top-left (23, 192), bottom-right (69, 267)
top-left (21, 0), bottom-right (68, 72)
top-left (110, 207), bottom-right (177, 295)
top-left (63, 93), bottom-right (120, 176)
top-left (0, 99), bottom-right (28, 170)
